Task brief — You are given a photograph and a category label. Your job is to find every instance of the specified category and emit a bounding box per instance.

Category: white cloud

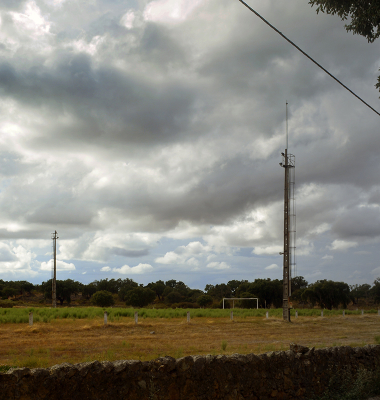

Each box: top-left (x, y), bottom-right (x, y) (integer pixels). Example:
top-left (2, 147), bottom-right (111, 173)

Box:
top-left (329, 240), bottom-right (358, 251)
top-left (100, 266), bottom-right (111, 272)
top-left (155, 241), bottom-right (210, 265)
top-left (253, 245), bottom-right (282, 256)
top-left (186, 257), bottom-right (199, 266)
top-left (113, 263), bottom-right (153, 275)
top-left (143, 0), bottom-right (203, 23)
top-left (155, 251), bottom-right (180, 265)
top-left (207, 261), bottom-right (230, 270)
top-left (120, 10), bottom-right (135, 29)
top-left (0, 243), bottom-right (37, 276)
top-left (322, 255), bottom-right (333, 260)
top-left (40, 259), bottom-right (76, 271)
top-left (371, 267), bottom-right (380, 276)
top-left (265, 263), bottom-right (279, 270)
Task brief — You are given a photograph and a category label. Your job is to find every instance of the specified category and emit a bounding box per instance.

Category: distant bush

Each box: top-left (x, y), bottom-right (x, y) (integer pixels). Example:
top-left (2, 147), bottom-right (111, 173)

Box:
top-left (0, 300), bottom-right (14, 308)
top-left (91, 291), bottom-right (115, 308)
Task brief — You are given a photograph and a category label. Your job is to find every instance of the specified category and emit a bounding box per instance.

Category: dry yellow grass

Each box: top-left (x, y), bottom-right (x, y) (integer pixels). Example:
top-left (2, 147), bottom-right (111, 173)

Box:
top-left (1, 314), bottom-right (379, 368)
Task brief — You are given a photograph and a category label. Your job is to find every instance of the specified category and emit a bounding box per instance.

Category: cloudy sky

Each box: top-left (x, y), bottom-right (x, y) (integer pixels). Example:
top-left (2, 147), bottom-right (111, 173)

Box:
top-left (0, 0), bottom-right (379, 289)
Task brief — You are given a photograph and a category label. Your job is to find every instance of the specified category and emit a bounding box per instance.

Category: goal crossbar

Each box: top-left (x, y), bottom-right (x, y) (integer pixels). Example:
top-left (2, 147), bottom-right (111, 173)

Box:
top-left (223, 298), bottom-right (259, 309)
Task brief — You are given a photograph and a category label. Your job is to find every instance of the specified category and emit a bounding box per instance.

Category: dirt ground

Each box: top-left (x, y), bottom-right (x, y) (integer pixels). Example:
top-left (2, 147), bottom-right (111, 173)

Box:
top-left (0, 314), bottom-right (379, 368)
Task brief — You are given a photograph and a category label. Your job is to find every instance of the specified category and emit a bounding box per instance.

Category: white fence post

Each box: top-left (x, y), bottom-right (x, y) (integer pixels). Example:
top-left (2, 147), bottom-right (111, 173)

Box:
top-left (361, 309), bottom-right (364, 315)
top-left (134, 311), bottom-right (138, 325)
top-left (29, 312), bottom-right (33, 326)
top-left (104, 311), bottom-right (107, 325)
top-left (230, 311), bottom-right (233, 320)
top-left (187, 311), bottom-right (190, 323)
top-left (266, 311), bottom-right (268, 319)
top-left (295, 310), bottom-right (298, 318)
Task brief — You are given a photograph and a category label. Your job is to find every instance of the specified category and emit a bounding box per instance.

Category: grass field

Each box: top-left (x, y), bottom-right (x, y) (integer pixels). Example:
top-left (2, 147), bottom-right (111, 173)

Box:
top-left (0, 307), bottom-right (378, 323)
top-left (1, 308), bottom-right (380, 370)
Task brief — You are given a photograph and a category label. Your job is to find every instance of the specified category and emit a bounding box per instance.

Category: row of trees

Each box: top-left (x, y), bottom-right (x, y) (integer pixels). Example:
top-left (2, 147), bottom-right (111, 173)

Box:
top-left (2, 276), bottom-right (380, 310)
top-left (0, 280), bottom-right (34, 299)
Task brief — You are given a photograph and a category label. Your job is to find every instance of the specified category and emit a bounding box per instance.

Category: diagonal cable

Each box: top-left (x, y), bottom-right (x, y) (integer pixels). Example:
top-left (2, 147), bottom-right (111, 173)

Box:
top-left (238, 0), bottom-right (380, 117)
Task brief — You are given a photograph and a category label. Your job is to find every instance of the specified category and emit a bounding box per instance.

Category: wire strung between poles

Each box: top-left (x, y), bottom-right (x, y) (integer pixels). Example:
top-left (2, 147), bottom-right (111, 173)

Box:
top-left (238, 0), bottom-right (380, 118)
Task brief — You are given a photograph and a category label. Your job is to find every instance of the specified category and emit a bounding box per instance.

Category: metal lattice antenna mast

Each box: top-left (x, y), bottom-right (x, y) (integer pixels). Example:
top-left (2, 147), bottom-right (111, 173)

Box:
top-left (51, 230), bottom-right (58, 308)
top-left (280, 102), bottom-right (295, 322)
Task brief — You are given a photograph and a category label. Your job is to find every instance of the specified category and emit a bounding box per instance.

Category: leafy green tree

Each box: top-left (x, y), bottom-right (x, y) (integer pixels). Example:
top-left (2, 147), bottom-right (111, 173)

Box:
top-left (350, 283), bottom-right (371, 305)
top-left (235, 281), bottom-right (251, 297)
top-left (205, 283), bottom-right (232, 300)
top-left (165, 280), bottom-right (177, 289)
top-left (197, 294), bottom-right (213, 308)
top-left (125, 287), bottom-right (156, 307)
top-left (165, 290), bottom-right (183, 304)
top-left (118, 278), bottom-right (139, 301)
top-left (94, 278), bottom-right (120, 294)
top-left (302, 280), bottom-right (350, 309)
top-left (82, 283), bottom-right (97, 299)
top-left (186, 289), bottom-right (204, 303)
top-left (290, 276), bottom-right (308, 303)
top-left (239, 292), bottom-right (259, 309)
top-left (162, 286), bottom-right (173, 298)
top-left (309, 0), bottom-right (380, 92)
top-left (228, 280), bottom-right (248, 297)
top-left (41, 279), bottom-right (81, 305)
top-left (372, 278), bottom-right (380, 304)
top-left (309, 0), bottom-right (380, 42)
top-left (291, 276), bottom-right (308, 292)
top-left (147, 280), bottom-right (166, 301)
top-left (247, 279), bottom-right (283, 308)
top-left (1, 287), bottom-right (18, 299)
top-left (91, 290), bottom-right (115, 307)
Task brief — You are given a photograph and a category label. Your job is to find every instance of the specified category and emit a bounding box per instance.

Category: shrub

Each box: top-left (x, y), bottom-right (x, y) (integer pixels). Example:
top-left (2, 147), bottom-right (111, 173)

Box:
top-left (124, 287), bottom-right (156, 308)
top-left (91, 291), bottom-right (115, 308)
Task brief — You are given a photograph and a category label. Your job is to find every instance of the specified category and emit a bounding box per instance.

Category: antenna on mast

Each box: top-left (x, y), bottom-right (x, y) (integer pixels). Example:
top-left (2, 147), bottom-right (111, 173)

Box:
top-left (286, 100), bottom-right (288, 150)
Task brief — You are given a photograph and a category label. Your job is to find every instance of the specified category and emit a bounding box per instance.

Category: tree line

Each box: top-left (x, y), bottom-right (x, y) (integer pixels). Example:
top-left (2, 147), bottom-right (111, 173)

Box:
top-left (1, 276), bottom-right (380, 309)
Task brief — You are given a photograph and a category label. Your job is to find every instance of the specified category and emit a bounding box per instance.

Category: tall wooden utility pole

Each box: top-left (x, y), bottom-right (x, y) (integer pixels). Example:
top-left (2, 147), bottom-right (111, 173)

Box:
top-left (280, 102), bottom-right (295, 322)
top-left (52, 230), bottom-right (58, 308)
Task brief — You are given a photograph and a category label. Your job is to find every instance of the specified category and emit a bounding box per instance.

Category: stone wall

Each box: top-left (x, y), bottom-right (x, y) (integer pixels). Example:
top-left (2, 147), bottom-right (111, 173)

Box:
top-left (1, 344), bottom-right (380, 400)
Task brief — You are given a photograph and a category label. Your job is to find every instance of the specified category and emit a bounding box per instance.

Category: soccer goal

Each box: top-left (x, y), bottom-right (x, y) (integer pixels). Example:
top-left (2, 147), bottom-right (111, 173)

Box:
top-left (223, 298), bottom-right (259, 309)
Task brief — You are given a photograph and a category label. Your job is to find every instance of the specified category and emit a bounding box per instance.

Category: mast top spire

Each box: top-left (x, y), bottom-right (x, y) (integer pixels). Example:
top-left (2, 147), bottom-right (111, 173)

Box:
top-left (286, 101), bottom-right (288, 151)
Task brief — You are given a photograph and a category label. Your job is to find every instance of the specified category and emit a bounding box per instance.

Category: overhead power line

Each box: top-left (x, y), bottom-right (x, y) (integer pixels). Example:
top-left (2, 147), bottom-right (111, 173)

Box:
top-left (238, 0), bottom-right (380, 117)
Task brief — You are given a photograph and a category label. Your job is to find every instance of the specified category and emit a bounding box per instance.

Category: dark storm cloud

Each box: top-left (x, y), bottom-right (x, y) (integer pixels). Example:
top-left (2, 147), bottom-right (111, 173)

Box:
top-left (332, 206), bottom-right (380, 239)
top-left (0, 0), bottom-right (379, 285)
top-left (112, 247), bottom-right (149, 257)
top-left (0, 52), bottom-right (199, 148)
top-left (0, 229), bottom-right (47, 240)
top-left (139, 22), bottom-right (187, 64)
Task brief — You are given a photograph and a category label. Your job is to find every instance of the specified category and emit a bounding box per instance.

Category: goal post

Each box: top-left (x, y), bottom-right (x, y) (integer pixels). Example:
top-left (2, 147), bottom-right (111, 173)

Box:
top-left (223, 298), bottom-right (259, 309)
